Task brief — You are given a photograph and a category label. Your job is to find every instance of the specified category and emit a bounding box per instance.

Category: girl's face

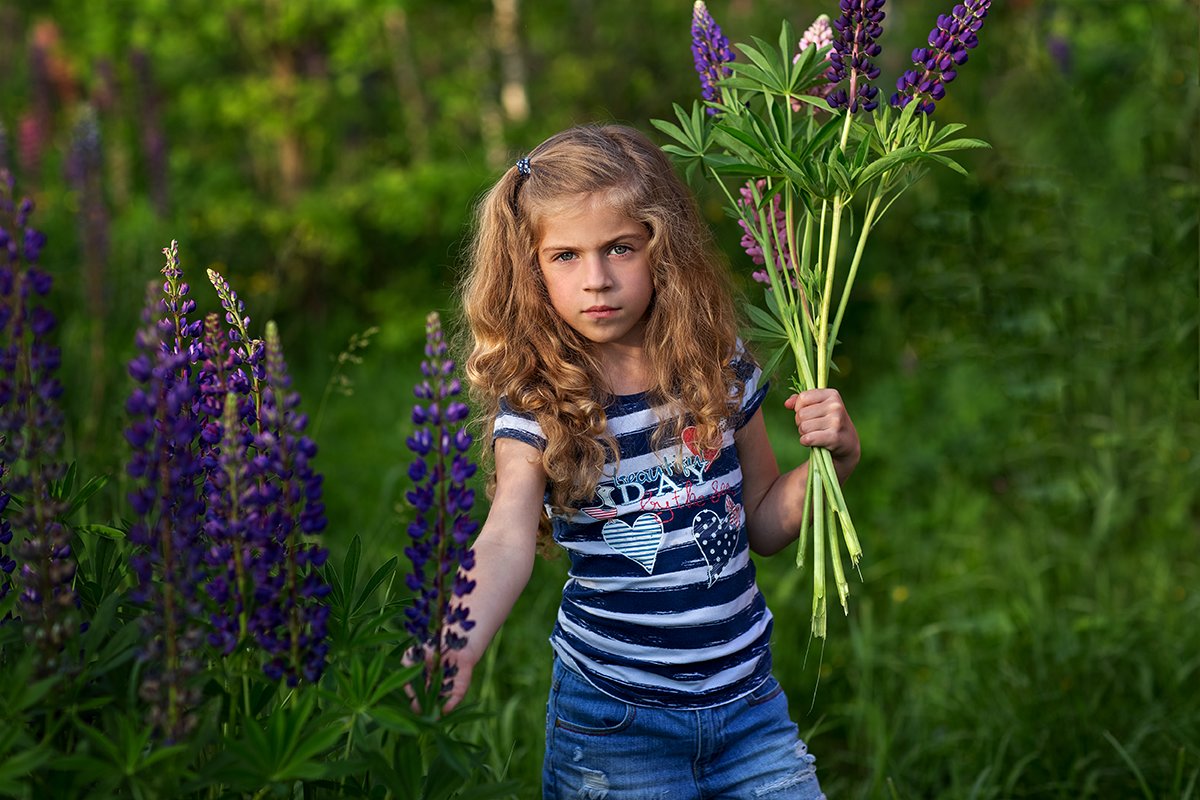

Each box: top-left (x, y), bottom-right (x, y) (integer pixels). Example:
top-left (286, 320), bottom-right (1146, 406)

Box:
top-left (536, 194), bottom-right (654, 354)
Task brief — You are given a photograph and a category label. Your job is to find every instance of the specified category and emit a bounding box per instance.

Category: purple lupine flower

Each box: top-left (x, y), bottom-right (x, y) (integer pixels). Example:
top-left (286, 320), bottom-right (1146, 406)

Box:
top-left (0, 175), bottom-right (75, 667)
top-left (404, 312), bottom-right (478, 696)
top-left (692, 1), bottom-right (736, 116)
top-left (827, 0), bottom-right (886, 113)
top-left (192, 304), bottom-right (260, 658)
top-left (202, 389), bottom-right (252, 656)
top-left (737, 180), bottom-right (795, 288)
top-left (207, 268), bottom-right (264, 417)
top-left (241, 320), bottom-right (329, 687)
top-left (792, 15), bottom-right (836, 113)
top-left (890, 0), bottom-right (991, 115)
top-left (125, 243), bottom-right (207, 740)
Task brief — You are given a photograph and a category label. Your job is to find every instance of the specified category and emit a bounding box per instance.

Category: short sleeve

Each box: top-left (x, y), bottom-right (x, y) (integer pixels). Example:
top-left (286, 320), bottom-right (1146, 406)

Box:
top-left (492, 397), bottom-right (547, 451)
top-left (732, 341), bottom-right (768, 431)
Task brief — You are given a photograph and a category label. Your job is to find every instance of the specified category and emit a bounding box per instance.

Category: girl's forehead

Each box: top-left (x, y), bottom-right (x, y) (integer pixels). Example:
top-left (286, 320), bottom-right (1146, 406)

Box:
top-left (534, 191), bottom-right (636, 236)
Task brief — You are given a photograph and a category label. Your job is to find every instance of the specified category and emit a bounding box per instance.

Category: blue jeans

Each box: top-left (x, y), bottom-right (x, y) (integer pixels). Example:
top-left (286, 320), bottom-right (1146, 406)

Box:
top-left (543, 659), bottom-right (825, 800)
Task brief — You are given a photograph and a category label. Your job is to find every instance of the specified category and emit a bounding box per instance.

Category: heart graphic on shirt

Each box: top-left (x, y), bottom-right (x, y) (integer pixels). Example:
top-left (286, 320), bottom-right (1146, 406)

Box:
top-left (682, 426), bottom-right (720, 468)
top-left (693, 509), bottom-right (737, 587)
top-left (602, 513), bottom-right (666, 574)
top-left (724, 495), bottom-right (742, 529)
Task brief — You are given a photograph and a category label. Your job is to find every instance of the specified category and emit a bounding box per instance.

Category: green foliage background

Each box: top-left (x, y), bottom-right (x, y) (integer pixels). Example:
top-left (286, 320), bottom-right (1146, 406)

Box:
top-left (1, 0), bottom-right (1196, 796)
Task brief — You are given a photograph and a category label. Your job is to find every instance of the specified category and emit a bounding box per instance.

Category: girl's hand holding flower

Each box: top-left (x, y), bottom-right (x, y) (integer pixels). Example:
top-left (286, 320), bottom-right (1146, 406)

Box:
top-left (785, 389), bottom-right (860, 484)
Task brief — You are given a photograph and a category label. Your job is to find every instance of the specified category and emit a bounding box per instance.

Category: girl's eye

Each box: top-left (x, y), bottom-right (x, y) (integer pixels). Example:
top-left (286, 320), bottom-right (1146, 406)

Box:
top-left (551, 252), bottom-right (576, 263)
top-left (610, 244), bottom-right (631, 256)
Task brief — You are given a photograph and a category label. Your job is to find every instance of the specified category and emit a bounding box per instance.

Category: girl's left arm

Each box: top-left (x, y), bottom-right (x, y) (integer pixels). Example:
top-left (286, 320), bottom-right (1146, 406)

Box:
top-left (736, 388), bottom-right (861, 556)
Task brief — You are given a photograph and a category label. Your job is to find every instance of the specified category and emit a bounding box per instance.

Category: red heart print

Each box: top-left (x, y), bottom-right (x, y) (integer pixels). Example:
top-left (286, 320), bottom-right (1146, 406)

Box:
top-left (682, 426), bottom-right (720, 466)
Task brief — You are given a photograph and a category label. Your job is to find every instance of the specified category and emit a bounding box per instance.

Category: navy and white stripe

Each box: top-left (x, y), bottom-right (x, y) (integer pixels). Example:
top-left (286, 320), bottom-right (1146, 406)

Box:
top-left (493, 351), bottom-right (773, 709)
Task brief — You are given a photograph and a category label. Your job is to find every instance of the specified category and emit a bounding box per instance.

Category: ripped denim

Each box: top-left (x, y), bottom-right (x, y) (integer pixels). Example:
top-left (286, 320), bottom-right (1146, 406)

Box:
top-left (542, 659), bottom-right (825, 800)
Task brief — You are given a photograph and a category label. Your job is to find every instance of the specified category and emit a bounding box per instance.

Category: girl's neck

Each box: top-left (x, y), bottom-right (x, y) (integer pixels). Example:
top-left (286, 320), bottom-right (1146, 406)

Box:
top-left (598, 341), bottom-right (651, 397)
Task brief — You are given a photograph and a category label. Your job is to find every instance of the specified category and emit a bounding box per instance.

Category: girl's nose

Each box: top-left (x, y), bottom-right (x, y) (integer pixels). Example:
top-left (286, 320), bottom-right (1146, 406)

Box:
top-left (581, 255), bottom-right (613, 291)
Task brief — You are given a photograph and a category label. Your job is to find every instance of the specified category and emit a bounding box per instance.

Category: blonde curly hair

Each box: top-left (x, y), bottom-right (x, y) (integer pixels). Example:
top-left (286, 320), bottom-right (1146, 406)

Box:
top-left (460, 124), bottom-right (746, 546)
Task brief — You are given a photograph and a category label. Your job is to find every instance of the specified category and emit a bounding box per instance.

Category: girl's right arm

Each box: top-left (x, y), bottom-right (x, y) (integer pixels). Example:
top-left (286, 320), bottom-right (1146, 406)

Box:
top-left (439, 435), bottom-right (547, 712)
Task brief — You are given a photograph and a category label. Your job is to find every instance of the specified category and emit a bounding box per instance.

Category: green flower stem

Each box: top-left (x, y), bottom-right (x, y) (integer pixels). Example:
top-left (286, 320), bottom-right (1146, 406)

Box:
top-left (798, 211), bottom-right (816, 346)
top-left (817, 445), bottom-right (862, 565)
top-left (796, 458), bottom-right (814, 569)
top-left (826, 476), bottom-right (850, 615)
top-left (830, 191), bottom-right (884, 352)
top-left (817, 197), bottom-right (844, 388)
top-left (838, 105), bottom-right (855, 151)
top-left (811, 467), bottom-right (827, 639)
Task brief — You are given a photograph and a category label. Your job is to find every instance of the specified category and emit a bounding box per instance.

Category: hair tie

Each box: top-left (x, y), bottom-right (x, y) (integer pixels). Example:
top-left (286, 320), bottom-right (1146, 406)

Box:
top-left (516, 157), bottom-right (531, 177)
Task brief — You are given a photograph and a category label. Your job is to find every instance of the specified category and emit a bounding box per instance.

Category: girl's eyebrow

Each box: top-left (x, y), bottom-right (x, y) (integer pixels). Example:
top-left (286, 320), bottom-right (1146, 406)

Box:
top-left (539, 228), bottom-right (648, 255)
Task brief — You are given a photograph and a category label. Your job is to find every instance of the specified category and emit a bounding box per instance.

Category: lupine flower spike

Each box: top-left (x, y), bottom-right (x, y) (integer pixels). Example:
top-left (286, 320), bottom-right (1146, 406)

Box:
top-left (125, 244), bottom-right (207, 739)
top-left (827, 0), bottom-right (886, 113)
top-left (0, 177), bottom-right (76, 670)
top-left (405, 312), bottom-right (477, 700)
top-left (247, 320), bottom-right (330, 687)
top-left (891, 0), bottom-right (991, 115)
top-left (738, 180), bottom-right (794, 287)
top-left (692, 1), bottom-right (735, 116)
top-left (207, 268), bottom-right (264, 422)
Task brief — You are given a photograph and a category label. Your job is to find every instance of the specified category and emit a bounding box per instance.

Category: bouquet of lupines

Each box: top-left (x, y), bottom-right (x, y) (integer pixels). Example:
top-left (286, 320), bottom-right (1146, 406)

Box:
top-left (656, 0), bottom-right (991, 638)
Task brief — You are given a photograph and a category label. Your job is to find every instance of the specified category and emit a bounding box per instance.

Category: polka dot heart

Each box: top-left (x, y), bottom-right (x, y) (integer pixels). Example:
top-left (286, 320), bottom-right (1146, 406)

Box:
top-left (692, 509), bottom-right (737, 587)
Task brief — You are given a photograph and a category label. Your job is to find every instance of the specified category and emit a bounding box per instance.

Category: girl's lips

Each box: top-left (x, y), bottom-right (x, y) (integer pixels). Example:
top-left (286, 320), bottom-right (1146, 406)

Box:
top-left (583, 306), bottom-right (619, 318)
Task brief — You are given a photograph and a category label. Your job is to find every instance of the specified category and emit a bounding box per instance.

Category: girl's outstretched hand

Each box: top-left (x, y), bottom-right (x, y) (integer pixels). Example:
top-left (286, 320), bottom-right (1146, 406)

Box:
top-left (784, 388), bottom-right (860, 483)
top-left (402, 642), bottom-right (476, 715)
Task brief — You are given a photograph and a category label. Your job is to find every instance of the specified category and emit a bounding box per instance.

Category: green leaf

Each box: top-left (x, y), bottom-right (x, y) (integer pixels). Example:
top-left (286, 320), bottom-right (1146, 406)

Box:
top-left (738, 38), bottom-right (781, 83)
top-left (0, 746), bottom-right (54, 793)
top-left (761, 343), bottom-right (792, 382)
top-left (746, 326), bottom-right (788, 343)
top-left (930, 121), bottom-right (967, 144)
top-left (368, 663), bottom-right (424, 705)
top-left (921, 152), bottom-right (970, 175)
top-left (790, 93), bottom-right (834, 114)
top-left (649, 117), bottom-right (688, 147)
top-left (929, 137), bottom-right (992, 153)
top-left (350, 556), bottom-right (398, 616)
top-left (342, 535), bottom-right (362, 602)
top-left (62, 473), bottom-right (109, 518)
top-left (369, 705), bottom-right (422, 736)
top-left (275, 723), bottom-right (343, 781)
top-left (76, 523), bottom-right (126, 540)
top-left (661, 144), bottom-right (694, 159)
top-left (799, 114), bottom-right (844, 163)
top-left (652, 102), bottom-right (712, 162)
top-left (856, 145), bottom-right (922, 186)
top-left (873, 105), bottom-right (892, 145)
top-left (707, 160), bottom-right (773, 179)
top-left (892, 95), bottom-right (922, 142)
top-left (828, 157), bottom-right (854, 196)
top-left (724, 61), bottom-right (774, 90)
top-left (58, 462), bottom-right (78, 500)
top-left (744, 302), bottom-right (789, 338)
top-left (853, 136), bottom-right (872, 172)
top-left (712, 122), bottom-right (770, 159)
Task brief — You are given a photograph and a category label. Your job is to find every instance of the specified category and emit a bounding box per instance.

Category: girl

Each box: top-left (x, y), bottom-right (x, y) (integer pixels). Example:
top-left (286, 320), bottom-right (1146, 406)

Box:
top-left (452, 124), bottom-right (858, 799)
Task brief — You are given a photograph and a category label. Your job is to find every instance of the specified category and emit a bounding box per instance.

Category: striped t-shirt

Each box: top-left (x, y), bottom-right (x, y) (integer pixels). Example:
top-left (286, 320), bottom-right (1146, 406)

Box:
top-left (492, 357), bottom-right (773, 709)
